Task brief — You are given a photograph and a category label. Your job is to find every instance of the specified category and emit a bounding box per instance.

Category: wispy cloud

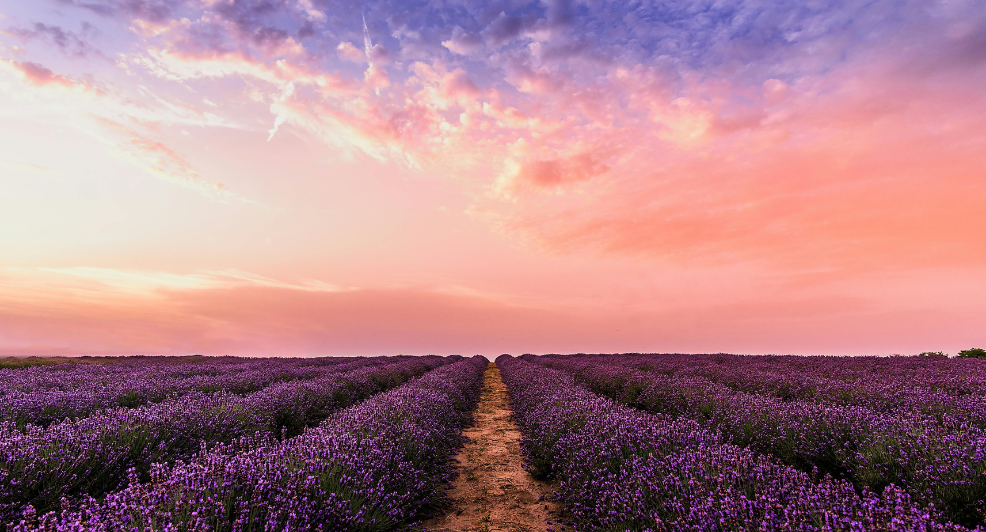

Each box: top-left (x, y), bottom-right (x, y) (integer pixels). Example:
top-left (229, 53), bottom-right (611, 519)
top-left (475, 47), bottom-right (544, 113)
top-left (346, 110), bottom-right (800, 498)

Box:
top-left (2, 160), bottom-right (56, 173)
top-left (4, 22), bottom-right (102, 58)
top-left (92, 117), bottom-right (245, 202)
top-left (0, 54), bottom-right (255, 201)
top-left (0, 58), bottom-right (88, 89)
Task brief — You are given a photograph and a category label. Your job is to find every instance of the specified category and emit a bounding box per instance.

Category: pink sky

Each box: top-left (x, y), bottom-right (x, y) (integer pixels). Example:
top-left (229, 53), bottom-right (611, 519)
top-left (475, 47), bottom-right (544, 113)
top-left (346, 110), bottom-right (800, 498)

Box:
top-left (0, 0), bottom-right (984, 357)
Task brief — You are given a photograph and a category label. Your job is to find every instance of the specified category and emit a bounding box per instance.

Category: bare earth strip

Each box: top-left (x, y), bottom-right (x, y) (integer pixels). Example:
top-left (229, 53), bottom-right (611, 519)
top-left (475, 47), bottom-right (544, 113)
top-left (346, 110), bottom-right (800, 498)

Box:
top-left (423, 362), bottom-right (559, 532)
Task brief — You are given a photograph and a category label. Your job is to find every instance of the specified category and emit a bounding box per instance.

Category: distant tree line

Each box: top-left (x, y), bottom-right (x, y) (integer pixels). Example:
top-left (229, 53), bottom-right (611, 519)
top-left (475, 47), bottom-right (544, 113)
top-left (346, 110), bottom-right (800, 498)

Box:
top-left (918, 348), bottom-right (986, 359)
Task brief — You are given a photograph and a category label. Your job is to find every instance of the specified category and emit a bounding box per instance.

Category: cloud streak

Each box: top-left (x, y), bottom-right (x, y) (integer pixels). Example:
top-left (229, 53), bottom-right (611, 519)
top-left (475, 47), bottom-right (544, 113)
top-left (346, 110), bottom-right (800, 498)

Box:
top-left (4, 22), bottom-right (101, 57)
top-left (0, 58), bottom-right (83, 88)
top-left (93, 117), bottom-right (242, 201)
top-left (2, 266), bottom-right (984, 357)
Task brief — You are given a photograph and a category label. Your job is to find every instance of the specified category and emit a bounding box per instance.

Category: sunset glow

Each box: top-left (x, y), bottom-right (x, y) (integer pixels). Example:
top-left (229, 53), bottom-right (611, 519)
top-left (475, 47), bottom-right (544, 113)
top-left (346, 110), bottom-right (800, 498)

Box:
top-left (1, 0), bottom-right (984, 356)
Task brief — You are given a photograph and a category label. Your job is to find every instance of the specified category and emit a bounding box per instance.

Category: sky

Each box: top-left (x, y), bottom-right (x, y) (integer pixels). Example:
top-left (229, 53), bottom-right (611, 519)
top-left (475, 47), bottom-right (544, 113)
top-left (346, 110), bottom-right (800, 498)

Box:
top-left (0, 0), bottom-right (984, 357)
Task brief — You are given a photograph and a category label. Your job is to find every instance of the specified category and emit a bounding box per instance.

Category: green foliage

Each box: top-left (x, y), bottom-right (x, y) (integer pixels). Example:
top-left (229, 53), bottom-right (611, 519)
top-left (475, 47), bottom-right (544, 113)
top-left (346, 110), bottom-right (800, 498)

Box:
top-left (917, 351), bottom-right (947, 358)
top-left (957, 348), bottom-right (986, 359)
top-left (0, 357), bottom-right (64, 369)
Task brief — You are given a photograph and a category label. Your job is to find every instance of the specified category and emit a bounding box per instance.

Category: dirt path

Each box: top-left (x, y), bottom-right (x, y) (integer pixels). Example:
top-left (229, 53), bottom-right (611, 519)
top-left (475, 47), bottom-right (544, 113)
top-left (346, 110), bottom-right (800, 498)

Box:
top-left (423, 362), bottom-right (558, 532)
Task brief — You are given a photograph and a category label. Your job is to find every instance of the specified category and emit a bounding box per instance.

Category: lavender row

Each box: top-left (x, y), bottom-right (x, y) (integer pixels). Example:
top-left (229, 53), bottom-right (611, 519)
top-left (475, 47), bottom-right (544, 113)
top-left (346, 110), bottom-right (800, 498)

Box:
top-left (499, 356), bottom-right (978, 532)
top-left (611, 353), bottom-right (986, 396)
top-left (11, 356), bottom-right (488, 531)
top-left (538, 353), bottom-right (986, 435)
top-left (573, 353), bottom-right (986, 424)
top-left (0, 355), bottom-right (455, 523)
top-left (0, 356), bottom-right (367, 427)
top-left (527, 355), bottom-right (986, 528)
top-left (0, 356), bottom-right (330, 394)
top-left (702, 354), bottom-right (986, 421)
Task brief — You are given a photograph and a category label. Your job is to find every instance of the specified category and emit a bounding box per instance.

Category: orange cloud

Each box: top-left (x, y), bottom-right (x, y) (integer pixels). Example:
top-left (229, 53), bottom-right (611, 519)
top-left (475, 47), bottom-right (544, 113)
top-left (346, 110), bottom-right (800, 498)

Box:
top-left (0, 58), bottom-right (102, 95)
top-left (5, 59), bottom-right (74, 87)
top-left (2, 266), bottom-right (984, 357)
top-left (461, 42), bottom-right (986, 275)
top-left (0, 268), bottom-right (588, 355)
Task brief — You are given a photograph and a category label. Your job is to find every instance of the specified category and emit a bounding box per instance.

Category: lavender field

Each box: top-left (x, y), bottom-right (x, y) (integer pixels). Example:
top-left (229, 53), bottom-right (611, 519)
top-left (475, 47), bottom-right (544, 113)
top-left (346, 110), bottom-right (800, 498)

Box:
top-left (503, 354), bottom-right (986, 532)
top-left (1, 355), bottom-right (486, 530)
top-left (1, 353), bottom-right (984, 531)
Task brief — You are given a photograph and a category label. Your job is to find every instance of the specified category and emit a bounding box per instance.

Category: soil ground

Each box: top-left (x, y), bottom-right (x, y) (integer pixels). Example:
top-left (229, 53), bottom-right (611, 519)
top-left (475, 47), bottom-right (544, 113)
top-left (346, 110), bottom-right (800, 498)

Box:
top-left (423, 362), bottom-right (559, 532)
